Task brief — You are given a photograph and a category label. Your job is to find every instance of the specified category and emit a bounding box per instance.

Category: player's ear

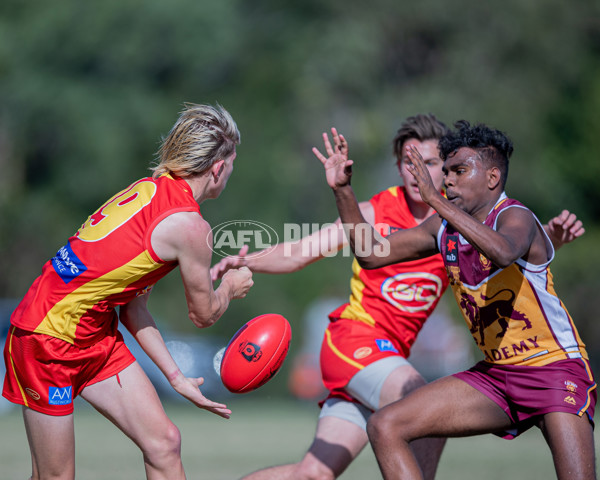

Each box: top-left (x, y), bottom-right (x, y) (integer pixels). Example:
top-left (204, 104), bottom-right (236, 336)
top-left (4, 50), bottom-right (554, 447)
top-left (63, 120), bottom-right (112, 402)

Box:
top-left (211, 160), bottom-right (225, 183)
top-left (487, 166), bottom-right (501, 190)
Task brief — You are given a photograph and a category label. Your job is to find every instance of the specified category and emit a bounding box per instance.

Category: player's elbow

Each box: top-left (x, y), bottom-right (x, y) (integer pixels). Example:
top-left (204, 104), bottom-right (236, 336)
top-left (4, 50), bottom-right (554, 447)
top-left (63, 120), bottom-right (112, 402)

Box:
top-left (356, 253), bottom-right (385, 270)
top-left (490, 249), bottom-right (521, 269)
top-left (188, 310), bottom-right (219, 329)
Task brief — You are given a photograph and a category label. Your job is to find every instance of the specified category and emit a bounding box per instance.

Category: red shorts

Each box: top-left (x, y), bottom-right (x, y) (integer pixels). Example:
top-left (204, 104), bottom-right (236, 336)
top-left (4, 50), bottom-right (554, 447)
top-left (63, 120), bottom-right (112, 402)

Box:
top-left (3, 326), bottom-right (136, 416)
top-left (454, 358), bottom-right (597, 439)
top-left (320, 318), bottom-right (408, 401)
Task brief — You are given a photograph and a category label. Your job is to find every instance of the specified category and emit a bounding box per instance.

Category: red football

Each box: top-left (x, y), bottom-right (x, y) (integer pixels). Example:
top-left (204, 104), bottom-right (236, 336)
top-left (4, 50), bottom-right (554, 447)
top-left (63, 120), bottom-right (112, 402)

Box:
top-left (220, 314), bottom-right (292, 393)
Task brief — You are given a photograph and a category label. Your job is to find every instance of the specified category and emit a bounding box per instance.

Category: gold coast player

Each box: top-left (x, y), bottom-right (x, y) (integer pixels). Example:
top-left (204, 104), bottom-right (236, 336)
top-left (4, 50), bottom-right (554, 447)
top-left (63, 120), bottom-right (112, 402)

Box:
top-left (317, 120), bottom-right (596, 480)
top-left (211, 116), bottom-right (585, 480)
top-left (2, 104), bottom-right (253, 480)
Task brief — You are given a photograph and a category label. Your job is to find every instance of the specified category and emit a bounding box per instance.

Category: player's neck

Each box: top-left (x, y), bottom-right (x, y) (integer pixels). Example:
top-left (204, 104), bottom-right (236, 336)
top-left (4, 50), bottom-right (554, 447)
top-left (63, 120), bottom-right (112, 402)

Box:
top-left (181, 174), bottom-right (213, 204)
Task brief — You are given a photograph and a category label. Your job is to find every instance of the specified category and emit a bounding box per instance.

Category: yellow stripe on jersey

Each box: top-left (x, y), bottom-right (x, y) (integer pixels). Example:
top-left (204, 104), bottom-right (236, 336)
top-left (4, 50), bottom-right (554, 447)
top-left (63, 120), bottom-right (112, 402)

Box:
top-left (7, 326), bottom-right (28, 407)
top-left (33, 251), bottom-right (163, 343)
top-left (340, 259), bottom-right (377, 326)
top-left (386, 186), bottom-right (399, 197)
top-left (325, 329), bottom-right (365, 370)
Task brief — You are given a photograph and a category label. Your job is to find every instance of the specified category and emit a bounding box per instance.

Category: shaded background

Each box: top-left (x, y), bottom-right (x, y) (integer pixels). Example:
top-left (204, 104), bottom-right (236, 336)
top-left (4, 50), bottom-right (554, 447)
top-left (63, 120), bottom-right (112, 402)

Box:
top-left (1, 0), bottom-right (599, 396)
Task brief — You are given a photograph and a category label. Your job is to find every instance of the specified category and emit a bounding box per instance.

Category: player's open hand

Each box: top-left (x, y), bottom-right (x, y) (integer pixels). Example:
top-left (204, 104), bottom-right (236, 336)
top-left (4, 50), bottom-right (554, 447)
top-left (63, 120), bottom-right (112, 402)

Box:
top-left (170, 374), bottom-right (232, 419)
top-left (405, 145), bottom-right (438, 204)
top-left (313, 128), bottom-right (353, 190)
top-left (544, 209), bottom-right (585, 250)
top-left (211, 245), bottom-right (249, 282)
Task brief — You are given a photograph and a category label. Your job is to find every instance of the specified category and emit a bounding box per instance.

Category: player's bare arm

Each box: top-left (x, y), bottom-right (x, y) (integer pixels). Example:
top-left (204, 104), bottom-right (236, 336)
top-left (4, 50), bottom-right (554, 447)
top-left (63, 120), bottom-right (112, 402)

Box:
top-left (152, 211), bottom-right (253, 327)
top-left (211, 129), bottom-right (367, 281)
top-left (120, 294), bottom-right (232, 418)
top-left (210, 201), bottom-right (375, 281)
top-left (314, 130), bottom-right (439, 269)
top-left (406, 145), bottom-right (539, 268)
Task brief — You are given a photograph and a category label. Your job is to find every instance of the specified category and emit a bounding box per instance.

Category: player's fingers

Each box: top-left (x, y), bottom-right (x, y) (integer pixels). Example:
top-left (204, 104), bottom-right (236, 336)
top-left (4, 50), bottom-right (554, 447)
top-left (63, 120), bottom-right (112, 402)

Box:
top-left (238, 244), bottom-right (249, 258)
top-left (571, 221), bottom-right (585, 237)
top-left (331, 127), bottom-right (339, 144)
top-left (343, 159), bottom-right (354, 176)
top-left (210, 267), bottom-right (219, 282)
top-left (562, 212), bottom-right (578, 230)
top-left (208, 406), bottom-right (232, 419)
top-left (339, 134), bottom-right (348, 155)
top-left (322, 132), bottom-right (334, 155)
top-left (312, 147), bottom-right (327, 164)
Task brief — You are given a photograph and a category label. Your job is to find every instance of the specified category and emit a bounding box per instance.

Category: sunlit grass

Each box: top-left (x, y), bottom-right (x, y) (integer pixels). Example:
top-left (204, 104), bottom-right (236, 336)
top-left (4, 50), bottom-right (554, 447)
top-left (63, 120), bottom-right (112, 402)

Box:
top-left (0, 397), bottom-right (596, 479)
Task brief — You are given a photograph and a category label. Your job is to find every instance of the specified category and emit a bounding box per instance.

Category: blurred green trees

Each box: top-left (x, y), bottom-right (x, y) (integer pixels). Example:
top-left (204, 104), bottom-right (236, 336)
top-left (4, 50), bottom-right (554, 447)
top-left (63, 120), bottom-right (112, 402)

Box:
top-left (1, 0), bottom-right (599, 369)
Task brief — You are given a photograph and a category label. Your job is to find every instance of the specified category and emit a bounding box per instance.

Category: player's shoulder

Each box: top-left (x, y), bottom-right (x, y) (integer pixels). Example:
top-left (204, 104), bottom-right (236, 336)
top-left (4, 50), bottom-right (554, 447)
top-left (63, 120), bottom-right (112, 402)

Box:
top-left (155, 211), bottom-right (209, 243)
top-left (152, 210), bottom-right (210, 261)
top-left (168, 210), bottom-right (208, 231)
top-left (368, 185), bottom-right (402, 205)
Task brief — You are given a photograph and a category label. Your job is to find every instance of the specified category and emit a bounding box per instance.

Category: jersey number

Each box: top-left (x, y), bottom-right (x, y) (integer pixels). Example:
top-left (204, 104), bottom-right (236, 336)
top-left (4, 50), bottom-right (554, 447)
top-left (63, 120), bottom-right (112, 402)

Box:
top-left (76, 180), bottom-right (157, 242)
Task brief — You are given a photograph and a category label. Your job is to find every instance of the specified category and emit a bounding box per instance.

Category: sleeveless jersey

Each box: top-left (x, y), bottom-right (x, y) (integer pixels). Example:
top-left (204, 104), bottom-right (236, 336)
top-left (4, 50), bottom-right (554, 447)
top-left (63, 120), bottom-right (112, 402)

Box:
top-left (328, 186), bottom-right (449, 356)
top-left (438, 193), bottom-right (588, 366)
top-left (10, 174), bottom-right (199, 347)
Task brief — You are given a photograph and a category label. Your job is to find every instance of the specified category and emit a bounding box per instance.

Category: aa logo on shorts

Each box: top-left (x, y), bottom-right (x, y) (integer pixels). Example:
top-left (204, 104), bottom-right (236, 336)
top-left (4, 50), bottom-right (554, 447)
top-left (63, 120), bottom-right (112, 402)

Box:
top-left (563, 395), bottom-right (577, 406)
top-left (48, 386), bottom-right (73, 405)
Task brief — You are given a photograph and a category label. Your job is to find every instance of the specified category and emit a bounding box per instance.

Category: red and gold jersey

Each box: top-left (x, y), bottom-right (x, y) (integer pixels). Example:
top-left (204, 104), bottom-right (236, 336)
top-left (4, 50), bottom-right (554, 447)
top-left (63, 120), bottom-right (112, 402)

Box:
top-left (329, 186), bottom-right (449, 357)
top-left (439, 193), bottom-right (588, 366)
top-left (10, 174), bottom-right (199, 347)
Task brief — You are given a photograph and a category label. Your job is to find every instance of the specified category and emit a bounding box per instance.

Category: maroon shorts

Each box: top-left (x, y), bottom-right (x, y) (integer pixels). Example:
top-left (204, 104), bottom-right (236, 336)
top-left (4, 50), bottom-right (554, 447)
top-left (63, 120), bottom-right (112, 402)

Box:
top-left (3, 326), bottom-right (135, 416)
top-left (454, 358), bottom-right (597, 439)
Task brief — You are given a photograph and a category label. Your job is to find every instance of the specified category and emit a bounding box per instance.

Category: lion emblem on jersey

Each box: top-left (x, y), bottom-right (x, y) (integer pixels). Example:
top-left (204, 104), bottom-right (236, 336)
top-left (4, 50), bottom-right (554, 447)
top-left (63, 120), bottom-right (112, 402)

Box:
top-left (460, 289), bottom-right (532, 346)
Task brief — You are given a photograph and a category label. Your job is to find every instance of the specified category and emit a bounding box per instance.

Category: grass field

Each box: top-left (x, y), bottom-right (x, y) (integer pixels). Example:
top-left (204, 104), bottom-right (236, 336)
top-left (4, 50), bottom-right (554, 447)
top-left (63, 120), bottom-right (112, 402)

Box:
top-left (0, 397), bottom-right (597, 479)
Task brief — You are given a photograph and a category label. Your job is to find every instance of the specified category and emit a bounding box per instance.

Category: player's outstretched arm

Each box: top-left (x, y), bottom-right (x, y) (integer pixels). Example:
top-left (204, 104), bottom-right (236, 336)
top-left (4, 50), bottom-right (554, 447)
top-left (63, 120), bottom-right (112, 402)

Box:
top-left (314, 129), bottom-right (439, 269)
top-left (210, 129), bottom-right (375, 280)
top-left (120, 295), bottom-right (232, 419)
top-left (543, 209), bottom-right (585, 250)
top-left (210, 203), bottom-right (374, 281)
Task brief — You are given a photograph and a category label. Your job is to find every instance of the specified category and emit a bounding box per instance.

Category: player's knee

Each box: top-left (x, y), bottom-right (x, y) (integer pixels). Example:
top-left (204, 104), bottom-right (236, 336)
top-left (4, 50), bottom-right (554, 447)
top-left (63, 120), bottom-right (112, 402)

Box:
top-left (295, 460), bottom-right (337, 480)
top-left (367, 408), bottom-right (400, 445)
top-left (161, 421), bottom-right (182, 455)
top-left (144, 421), bottom-right (182, 464)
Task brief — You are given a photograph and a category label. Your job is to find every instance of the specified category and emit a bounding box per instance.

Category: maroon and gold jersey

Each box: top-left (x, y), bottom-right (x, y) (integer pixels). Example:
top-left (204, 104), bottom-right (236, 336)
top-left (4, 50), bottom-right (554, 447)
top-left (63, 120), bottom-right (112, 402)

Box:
top-left (10, 174), bottom-right (199, 347)
top-left (328, 186), bottom-right (449, 357)
top-left (439, 193), bottom-right (588, 366)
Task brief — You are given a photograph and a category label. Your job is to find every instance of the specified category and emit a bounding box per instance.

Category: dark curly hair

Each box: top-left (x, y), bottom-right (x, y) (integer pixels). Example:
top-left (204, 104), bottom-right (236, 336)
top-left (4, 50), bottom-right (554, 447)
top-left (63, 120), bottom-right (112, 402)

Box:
top-left (439, 120), bottom-right (513, 189)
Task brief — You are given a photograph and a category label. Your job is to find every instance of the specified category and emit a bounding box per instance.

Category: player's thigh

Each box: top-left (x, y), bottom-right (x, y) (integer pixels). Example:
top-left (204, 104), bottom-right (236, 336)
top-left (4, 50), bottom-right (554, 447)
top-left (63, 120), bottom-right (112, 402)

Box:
top-left (539, 412), bottom-right (596, 478)
top-left (23, 407), bottom-right (75, 477)
top-left (346, 356), bottom-right (420, 411)
top-left (80, 361), bottom-right (175, 448)
top-left (303, 415), bottom-right (369, 477)
top-left (370, 375), bottom-right (512, 440)
top-left (379, 363), bottom-right (427, 408)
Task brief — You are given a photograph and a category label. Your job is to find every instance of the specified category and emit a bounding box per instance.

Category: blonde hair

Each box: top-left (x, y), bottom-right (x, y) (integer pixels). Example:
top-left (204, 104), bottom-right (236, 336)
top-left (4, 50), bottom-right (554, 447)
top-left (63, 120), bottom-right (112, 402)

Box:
top-left (152, 103), bottom-right (240, 178)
